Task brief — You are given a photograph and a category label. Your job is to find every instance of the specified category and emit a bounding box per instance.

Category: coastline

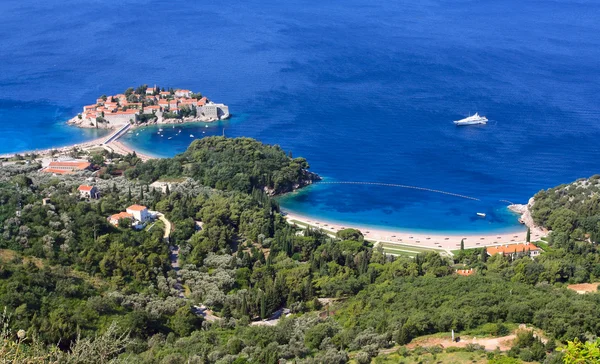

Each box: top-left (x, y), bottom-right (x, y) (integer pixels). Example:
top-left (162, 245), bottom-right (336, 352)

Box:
top-left (283, 210), bottom-right (545, 251)
top-left (0, 126), bottom-right (156, 162)
top-left (0, 134), bottom-right (110, 159)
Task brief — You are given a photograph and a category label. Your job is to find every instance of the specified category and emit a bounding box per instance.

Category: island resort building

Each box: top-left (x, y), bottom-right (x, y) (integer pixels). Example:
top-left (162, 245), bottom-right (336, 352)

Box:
top-left (78, 87), bottom-right (229, 127)
top-left (202, 103), bottom-right (230, 119)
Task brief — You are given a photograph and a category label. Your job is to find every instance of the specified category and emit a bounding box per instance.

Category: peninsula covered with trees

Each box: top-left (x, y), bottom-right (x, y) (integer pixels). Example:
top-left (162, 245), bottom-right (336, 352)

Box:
top-left (1, 138), bottom-right (600, 363)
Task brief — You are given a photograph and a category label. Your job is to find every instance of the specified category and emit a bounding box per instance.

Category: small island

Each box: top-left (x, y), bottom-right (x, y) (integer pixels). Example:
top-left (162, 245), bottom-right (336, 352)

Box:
top-left (68, 84), bottom-right (230, 129)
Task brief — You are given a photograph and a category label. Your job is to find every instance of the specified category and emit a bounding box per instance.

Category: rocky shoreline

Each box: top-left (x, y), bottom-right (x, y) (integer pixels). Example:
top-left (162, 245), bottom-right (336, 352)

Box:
top-left (264, 170), bottom-right (322, 196)
top-left (67, 114), bottom-right (228, 130)
top-left (508, 197), bottom-right (548, 237)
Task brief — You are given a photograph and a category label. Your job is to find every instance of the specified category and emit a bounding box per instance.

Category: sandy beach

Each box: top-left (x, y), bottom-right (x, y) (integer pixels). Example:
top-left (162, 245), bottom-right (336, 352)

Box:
top-left (0, 134), bottom-right (110, 159)
top-left (283, 210), bottom-right (546, 251)
top-left (107, 140), bottom-right (155, 161)
top-left (0, 127), bottom-right (156, 162)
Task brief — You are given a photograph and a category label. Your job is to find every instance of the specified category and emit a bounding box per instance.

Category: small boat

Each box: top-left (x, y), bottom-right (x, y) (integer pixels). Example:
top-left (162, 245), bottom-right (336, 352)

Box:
top-left (159, 128), bottom-right (163, 132)
top-left (136, 133), bottom-right (139, 136)
top-left (172, 126), bottom-right (175, 129)
top-left (205, 125), bottom-right (208, 128)
top-left (168, 137), bottom-right (172, 140)
top-left (477, 212), bottom-right (486, 217)
top-left (190, 134), bottom-right (194, 138)
top-left (161, 135), bottom-right (164, 137)
top-left (202, 131), bottom-right (205, 134)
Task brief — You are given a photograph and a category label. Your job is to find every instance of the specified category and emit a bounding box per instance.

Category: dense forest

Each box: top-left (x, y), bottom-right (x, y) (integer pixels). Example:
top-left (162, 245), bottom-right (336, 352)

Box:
top-left (125, 137), bottom-right (320, 194)
top-left (1, 139), bottom-right (600, 363)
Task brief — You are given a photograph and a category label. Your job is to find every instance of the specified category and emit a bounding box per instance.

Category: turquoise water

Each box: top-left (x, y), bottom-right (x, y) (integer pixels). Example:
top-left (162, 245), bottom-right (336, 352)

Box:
top-left (1, 0), bottom-right (599, 233)
top-left (0, 100), bottom-right (109, 154)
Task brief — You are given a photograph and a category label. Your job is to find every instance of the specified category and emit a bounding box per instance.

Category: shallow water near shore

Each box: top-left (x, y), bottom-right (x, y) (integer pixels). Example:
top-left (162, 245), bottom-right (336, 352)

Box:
top-left (1, 0), bottom-right (599, 233)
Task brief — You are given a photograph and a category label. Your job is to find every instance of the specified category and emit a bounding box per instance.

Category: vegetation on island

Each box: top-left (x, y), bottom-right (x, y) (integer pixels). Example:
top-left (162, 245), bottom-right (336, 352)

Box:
top-left (1, 140), bottom-right (600, 363)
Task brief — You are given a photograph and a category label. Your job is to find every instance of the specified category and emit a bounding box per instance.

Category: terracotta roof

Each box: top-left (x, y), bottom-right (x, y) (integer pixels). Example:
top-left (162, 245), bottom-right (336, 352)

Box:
top-left (48, 161), bottom-right (91, 170)
top-left (456, 268), bottom-right (475, 276)
top-left (110, 212), bottom-right (133, 221)
top-left (78, 185), bottom-right (94, 192)
top-left (487, 243), bottom-right (540, 255)
top-left (127, 204), bottom-right (147, 211)
top-left (42, 168), bottom-right (72, 174)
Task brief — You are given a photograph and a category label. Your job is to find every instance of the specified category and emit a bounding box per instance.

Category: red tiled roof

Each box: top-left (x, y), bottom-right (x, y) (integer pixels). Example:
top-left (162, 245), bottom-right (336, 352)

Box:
top-left (42, 168), bottom-right (72, 174)
top-left (78, 185), bottom-right (94, 192)
top-left (48, 161), bottom-right (91, 170)
top-left (110, 212), bottom-right (133, 221)
top-left (127, 204), bottom-right (147, 211)
top-left (487, 243), bottom-right (540, 255)
top-left (456, 269), bottom-right (475, 276)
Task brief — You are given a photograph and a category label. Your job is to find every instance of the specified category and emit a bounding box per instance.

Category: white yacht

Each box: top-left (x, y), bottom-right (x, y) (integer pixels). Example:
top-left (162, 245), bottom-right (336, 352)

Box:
top-left (454, 113), bottom-right (488, 126)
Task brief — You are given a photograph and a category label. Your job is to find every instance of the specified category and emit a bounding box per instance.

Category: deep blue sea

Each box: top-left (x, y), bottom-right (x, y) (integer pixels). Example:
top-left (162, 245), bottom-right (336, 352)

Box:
top-left (1, 0), bottom-right (599, 233)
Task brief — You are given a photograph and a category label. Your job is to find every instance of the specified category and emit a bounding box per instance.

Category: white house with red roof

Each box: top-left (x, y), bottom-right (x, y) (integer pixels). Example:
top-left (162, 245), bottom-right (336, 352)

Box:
top-left (108, 204), bottom-right (153, 228)
top-left (126, 204), bottom-right (150, 223)
top-left (168, 99), bottom-right (179, 109)
top-left (175, 89), bottom-right (191, 97)
top-left (77, 185), bottom-right (98, 199)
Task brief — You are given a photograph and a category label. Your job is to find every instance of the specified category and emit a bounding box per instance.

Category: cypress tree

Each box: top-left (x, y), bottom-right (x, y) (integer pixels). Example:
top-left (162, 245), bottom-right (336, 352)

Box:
top-left (480, 247), bottom-right (487, 262)
top-left (460, 239), bottom-right (465, 251)
top-left (260, 293), bottom-right (266, 319)
top-left (127, 186), bottom-right (132, 200)
top-left (140, 186), bottom-right (144, 200)
top-left (526, 228), bottom-right (531, 243)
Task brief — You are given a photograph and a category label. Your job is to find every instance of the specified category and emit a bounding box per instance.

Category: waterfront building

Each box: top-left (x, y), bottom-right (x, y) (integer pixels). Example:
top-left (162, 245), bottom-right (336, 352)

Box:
top-left (103, 109), bottom-right (139, 125)
top-left (175, 89), bottom-right (191, 97)
top-left (202, 103), bottom-right (230, 119)
top-left (143, 105), bottom-right (161, 114)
